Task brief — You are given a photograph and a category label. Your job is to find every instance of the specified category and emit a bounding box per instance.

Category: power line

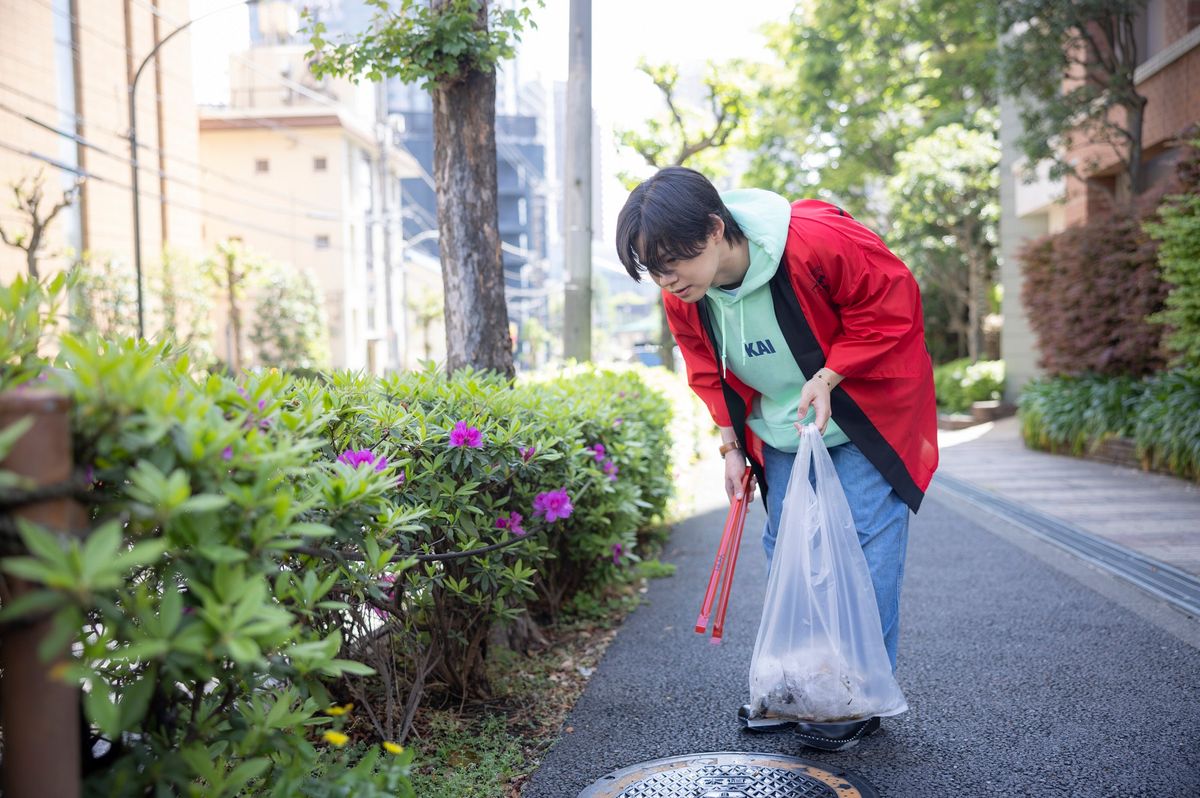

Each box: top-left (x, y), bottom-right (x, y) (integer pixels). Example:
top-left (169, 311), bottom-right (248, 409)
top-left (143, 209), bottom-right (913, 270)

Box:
top-left (0, 100), bottom-right (349, 224)
top-left (0, 138), bottom-right (350, 256)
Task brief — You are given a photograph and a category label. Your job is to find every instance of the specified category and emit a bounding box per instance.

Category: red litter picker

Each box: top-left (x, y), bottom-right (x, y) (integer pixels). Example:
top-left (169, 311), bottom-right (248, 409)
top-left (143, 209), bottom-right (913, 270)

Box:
top-left (695, 466), bottom-right (752, 642)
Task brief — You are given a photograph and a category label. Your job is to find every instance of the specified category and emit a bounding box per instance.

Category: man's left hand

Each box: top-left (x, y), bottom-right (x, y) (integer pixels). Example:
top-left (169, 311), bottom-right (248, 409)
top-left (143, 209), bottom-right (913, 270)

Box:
top-left (795, 368), bottom-right (842, 435)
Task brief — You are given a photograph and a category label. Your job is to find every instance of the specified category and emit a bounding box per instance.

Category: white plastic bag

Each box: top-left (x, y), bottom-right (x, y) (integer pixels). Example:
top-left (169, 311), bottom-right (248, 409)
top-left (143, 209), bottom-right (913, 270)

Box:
top-left (747, 425), bottom-right (908, 722)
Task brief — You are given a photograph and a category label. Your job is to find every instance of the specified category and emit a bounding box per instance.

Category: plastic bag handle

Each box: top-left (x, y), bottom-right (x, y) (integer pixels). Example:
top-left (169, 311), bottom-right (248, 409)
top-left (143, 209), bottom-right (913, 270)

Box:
top-left (795, 425), bottom-right (831, 585)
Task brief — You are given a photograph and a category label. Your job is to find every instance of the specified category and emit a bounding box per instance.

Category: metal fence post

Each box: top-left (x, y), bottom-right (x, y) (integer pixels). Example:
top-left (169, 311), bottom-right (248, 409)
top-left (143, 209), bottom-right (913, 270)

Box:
top-left (0, 389), bottom-right (86, 798)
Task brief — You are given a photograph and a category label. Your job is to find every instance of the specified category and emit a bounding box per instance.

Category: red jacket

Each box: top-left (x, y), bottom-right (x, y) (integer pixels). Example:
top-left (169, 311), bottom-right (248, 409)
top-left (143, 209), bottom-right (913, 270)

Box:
top-left (665, 200), bottom-right (939, 511)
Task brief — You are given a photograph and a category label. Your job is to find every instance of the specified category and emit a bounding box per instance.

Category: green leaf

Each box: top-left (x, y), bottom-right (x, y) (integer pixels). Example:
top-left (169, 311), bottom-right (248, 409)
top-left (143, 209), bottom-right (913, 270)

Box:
top-left (84, 684), bottom-right (121, 738)
top-left (180, 494), bottom-right (230, 514)
top-left (0, 415), bottom-right (34, 460)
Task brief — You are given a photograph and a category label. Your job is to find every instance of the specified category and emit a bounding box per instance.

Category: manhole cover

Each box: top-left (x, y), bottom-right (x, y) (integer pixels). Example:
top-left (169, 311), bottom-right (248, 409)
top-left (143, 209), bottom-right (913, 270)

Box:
top-left (577, 752), bottom-right (877, 798)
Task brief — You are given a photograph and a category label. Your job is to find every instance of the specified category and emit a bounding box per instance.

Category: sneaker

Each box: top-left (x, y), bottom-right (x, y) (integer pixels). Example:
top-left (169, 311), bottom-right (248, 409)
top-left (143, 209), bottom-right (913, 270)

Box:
top-left (737, 704), bottom-right (797, 732)
top-left (793, 716), bottom-right (881, 752)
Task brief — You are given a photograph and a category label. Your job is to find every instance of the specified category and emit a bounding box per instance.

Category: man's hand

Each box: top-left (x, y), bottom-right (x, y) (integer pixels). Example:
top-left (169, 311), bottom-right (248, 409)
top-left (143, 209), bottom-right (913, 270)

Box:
top-left (795, 367), bottom-right (842, 435)
top-left (725, 451), bottom-right (755, 503)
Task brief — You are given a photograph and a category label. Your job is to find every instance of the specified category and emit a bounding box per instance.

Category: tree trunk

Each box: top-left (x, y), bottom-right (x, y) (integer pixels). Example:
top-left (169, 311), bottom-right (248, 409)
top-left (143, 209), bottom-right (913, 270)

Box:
top-left (430, 31), bottom-right (514, 379)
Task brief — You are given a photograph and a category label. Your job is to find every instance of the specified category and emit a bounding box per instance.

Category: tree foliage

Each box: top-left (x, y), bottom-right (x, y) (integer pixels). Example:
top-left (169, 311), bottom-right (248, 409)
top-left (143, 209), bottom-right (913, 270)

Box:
top-left (998, 0), bottom-right (1150, 194)
top-left (306, 0), bottom-right (536, 90)
top-left (250, 263), bottom-right (331, 370)
top-left (747, 0), bottom-right (997, 220)
top-left (886, 120), bottom-right (1000, 362)
top-left (615, 58), bottom-right (749, 187)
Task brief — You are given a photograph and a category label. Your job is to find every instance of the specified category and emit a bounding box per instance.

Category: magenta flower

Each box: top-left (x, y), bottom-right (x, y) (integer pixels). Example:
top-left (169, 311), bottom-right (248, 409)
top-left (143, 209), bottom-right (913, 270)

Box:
top-left (372, 573), bottom-right (397, 619)
top-left (602, 459), bottom-right (618, 481)
top-left (533, 489), bottom-right (574, 523)
top-left (520, 445), bottom-right (536, 462)
top-left (449, 421), bottom-right (483, 448)
top-left (613, 418), bottom-right (624, 427)
top-left (589, 443), bottom-right (606, 462)
top-left (337, 449), bottom-right (389, 472)
top-left (257, 399), bottom-right (267, 412)
top-left (612, 542), bottom-right (623, 565)
top-left (222, 446), bottom-right (234, 461)
top-left (495, 511), bottom-right (526, 536)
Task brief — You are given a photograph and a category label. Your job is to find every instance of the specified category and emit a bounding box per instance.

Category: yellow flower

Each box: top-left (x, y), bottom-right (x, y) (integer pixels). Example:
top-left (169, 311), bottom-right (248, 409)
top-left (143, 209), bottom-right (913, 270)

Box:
top-left (324, 703), bottom-right (354, 717)
top-left (382, 741), bottom-right (404, 755)
top-left (269, 367), bottom-right (279, 375)
top-left (322, 730), bottom-right (350, 747)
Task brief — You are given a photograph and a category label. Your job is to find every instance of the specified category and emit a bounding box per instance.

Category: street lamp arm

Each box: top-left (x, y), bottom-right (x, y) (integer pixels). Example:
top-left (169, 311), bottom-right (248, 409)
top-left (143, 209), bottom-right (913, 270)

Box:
top-left (132, 0), bottom-right (259, 90)
top-left (127, 0), bottom-right (258, 339)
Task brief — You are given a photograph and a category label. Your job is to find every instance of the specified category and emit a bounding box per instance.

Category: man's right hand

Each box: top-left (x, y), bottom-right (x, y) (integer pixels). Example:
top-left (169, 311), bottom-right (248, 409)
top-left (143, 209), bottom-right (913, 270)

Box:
top-left (725, 451), bottom-right (755, 503)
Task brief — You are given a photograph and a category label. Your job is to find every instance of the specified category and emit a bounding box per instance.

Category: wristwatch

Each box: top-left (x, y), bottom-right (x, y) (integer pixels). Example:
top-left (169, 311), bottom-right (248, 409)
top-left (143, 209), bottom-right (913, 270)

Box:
top-left (718, 440), bottom-right (741, 458)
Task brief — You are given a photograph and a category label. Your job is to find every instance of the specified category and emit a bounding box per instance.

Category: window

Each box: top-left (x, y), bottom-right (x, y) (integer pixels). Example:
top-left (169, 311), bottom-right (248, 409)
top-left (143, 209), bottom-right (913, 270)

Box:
top-left (255, 158), bottom-right (269, 174)
top-left (313, 156), bottom-right (327, 172)
top-left (315, 234), bottom-right (330, 250)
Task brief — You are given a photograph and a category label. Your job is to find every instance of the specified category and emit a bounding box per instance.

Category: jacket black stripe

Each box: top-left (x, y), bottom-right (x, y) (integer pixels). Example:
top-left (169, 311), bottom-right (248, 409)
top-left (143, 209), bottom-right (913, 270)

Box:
top-left (767, 268), bottom-right (924, 512)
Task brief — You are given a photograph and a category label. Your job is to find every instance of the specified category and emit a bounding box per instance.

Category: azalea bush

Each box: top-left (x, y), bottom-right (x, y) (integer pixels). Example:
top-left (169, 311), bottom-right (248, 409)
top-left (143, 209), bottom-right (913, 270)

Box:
top-left (0, 277), bottom-right (677, 794)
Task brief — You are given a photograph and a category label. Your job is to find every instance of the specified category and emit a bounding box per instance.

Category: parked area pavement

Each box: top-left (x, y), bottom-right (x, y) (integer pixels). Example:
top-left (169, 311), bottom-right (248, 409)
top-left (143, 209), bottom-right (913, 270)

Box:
top-left (523, 429), bottom-right (1200, 798)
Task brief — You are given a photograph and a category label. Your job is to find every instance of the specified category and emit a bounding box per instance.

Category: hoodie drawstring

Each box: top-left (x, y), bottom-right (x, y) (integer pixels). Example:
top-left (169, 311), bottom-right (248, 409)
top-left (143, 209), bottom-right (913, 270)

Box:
top-left (716, 301), bottom-right (728, 378)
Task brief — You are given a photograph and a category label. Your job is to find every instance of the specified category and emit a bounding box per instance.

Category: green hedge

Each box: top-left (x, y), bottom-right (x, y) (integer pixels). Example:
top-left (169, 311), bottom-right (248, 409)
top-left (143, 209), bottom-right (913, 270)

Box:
top-left (933, 358), bottom-right (1005, 413)
top-left (1019, 371), bottom-right (1200, 481)
top-left (0, 276), bottom-right (676, 796)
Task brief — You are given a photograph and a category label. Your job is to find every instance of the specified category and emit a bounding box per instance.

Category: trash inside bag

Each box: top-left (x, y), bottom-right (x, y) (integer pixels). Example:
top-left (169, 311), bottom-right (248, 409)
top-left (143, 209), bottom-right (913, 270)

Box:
top-left (748, 426), bottom-right (907, 723)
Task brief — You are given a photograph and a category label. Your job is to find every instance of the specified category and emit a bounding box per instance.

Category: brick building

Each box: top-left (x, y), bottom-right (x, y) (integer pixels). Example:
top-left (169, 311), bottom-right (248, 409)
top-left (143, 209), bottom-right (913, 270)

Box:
top-left (999, 1), bottom-right (1200, 400)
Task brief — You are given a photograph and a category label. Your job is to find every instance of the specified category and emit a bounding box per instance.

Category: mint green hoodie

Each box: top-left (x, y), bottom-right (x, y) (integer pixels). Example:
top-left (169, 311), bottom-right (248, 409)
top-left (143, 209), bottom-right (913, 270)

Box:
top-left (706, 189), bottom-right (849, 453)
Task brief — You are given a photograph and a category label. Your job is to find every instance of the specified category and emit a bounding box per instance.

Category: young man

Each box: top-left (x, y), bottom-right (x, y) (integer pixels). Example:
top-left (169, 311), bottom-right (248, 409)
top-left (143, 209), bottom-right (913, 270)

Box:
top-left (616, 167), bottom-right (938, 751)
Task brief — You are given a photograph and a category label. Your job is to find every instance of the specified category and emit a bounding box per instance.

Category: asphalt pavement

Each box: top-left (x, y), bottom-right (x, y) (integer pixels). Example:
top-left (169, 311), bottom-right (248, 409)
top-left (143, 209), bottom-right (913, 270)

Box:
top-left (522, 468), bottom-right (1200, 797)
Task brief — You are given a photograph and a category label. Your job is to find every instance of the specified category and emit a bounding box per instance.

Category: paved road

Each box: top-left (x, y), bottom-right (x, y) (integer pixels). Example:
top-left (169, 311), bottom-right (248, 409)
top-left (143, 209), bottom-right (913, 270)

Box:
top-left (523, 481), bottom-right (1200, 797)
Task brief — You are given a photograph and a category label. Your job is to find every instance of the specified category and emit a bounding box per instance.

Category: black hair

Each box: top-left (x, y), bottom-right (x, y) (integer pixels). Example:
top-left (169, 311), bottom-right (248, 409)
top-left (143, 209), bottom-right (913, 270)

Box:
top-left (615, 166), bottom-right (746, 282)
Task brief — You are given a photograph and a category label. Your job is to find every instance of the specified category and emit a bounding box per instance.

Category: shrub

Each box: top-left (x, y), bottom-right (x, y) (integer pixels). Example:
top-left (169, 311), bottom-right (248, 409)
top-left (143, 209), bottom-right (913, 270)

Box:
top-left (933, 358), bottom-right (1005, 413)
top-left (1020, 206), bottom-right (1168, 377)
top-left (1145, 168), bottom-right (1200, 369)
top-left (0, 280), bottom-right (678, 794)
top-left (1019, 371), bottom-right (1200, 480)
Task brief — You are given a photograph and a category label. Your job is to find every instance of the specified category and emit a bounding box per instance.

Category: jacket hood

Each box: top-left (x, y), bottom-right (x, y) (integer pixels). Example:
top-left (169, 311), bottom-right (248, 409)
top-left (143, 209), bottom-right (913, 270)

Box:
top-left (704, 188), bottom-right (792, 306)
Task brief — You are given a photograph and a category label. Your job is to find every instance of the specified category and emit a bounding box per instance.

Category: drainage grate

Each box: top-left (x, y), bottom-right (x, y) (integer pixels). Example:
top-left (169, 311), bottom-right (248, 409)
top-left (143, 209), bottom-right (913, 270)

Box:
top-left (935, 473), bottom-right (1200, 618)
top-left (577, 752), bottom-right (877, 798)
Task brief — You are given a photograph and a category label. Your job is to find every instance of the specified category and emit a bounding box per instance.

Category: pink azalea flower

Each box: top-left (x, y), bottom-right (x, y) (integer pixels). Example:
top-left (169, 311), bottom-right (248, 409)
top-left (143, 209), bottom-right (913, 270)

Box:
top-left (612, 542), bottom-right (623, 565)
top-left (449, 421), bottom-right (483, 448)
top-left (520, 445), bottom-right (536, 462)
top-left (613, 418), bottom-right (623, 427)
top-left (589, 443), bottom-right (606, 462)
top-left (222, 446), bottom-right (234, 461)
top-left (495, 511), bottom-right (526, 536)
top-left (533, 489), bottom-right (573, 523)
top-left (602, 459), bottom-right (618, 481)
top-left (372, 573), bottom-right (397, 619)
top-left (337, 449), bottom-right (389, 472)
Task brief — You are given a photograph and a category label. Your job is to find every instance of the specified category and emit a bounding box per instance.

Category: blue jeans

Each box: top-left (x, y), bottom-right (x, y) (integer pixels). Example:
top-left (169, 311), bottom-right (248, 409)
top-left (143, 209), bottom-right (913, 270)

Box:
top-left (761, 440), bottom-right (910, 672)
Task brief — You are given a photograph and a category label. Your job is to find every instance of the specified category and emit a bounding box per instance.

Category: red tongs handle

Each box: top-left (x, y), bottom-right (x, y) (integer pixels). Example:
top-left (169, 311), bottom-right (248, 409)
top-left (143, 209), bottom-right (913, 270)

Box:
top-left (695, 467), bottom-right (752, 636)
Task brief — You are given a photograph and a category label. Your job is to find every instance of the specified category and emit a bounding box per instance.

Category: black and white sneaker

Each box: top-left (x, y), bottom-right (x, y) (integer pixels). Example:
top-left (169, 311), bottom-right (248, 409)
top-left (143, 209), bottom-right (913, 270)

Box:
top-left (737, 704), bottom-right (797, 732)
top-left (793, 717), bottom-right (881, 752)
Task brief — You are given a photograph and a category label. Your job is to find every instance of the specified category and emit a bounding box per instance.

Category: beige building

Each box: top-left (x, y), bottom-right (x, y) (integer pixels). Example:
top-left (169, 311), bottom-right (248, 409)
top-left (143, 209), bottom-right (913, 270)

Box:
top-left (198, 42), bottom-right (436, 373)
top-left (0, 0), bottom-right (202, 293)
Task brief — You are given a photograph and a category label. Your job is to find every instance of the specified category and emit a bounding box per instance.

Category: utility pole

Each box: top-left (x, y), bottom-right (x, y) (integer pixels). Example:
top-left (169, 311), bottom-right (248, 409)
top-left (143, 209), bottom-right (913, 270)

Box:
top-left (563, 0), bottom-right (592, 361)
